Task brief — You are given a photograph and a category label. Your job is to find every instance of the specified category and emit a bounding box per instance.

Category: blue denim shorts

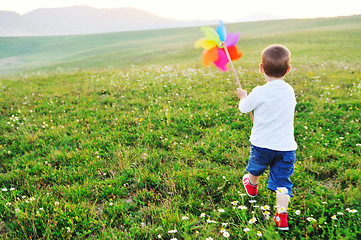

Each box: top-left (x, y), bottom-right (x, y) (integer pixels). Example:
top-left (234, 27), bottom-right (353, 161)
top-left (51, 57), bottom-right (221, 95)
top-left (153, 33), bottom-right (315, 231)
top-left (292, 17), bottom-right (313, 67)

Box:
top-left (246, 145), bottom-right (296, 197)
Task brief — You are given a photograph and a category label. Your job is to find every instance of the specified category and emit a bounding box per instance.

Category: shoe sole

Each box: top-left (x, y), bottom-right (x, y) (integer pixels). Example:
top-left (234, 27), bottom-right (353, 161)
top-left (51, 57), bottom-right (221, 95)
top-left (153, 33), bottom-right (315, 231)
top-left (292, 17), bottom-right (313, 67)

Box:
top-left (278, 227), bottom-right (289, 231)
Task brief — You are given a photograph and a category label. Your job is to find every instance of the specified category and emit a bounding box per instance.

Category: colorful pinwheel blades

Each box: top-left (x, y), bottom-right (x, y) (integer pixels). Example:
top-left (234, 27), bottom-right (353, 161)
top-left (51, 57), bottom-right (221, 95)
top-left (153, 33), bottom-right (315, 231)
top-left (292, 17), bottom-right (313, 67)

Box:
top-left (195, 22), bottom-right (242, 72)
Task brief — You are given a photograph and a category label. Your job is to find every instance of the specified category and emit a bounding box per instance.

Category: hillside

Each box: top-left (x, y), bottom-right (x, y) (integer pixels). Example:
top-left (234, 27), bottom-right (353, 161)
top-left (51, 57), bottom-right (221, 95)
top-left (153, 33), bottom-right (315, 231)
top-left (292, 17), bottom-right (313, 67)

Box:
top-left (0, 15), bottom-right (360, 75)
top-left (0, 13), bottom-right (360, 239)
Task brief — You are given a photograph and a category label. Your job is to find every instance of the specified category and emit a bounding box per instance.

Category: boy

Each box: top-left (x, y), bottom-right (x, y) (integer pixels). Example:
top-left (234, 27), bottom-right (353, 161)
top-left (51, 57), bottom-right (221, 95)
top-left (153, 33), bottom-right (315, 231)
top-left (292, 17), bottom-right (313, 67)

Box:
top-left (237, 44), bottom-right (297, 231)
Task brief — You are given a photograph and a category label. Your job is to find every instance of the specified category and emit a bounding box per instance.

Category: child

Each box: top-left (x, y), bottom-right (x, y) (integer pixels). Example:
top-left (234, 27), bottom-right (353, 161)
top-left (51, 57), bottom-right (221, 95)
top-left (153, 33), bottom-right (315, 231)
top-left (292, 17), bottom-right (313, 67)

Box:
top-left (237, 44), bottom-right (297, 231)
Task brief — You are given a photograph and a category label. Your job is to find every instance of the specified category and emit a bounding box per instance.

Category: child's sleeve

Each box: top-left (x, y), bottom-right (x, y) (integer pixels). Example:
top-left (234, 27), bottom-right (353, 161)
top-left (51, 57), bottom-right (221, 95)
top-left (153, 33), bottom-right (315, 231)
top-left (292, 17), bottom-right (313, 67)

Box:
top-left (238, 87), bottom-right (262, 113)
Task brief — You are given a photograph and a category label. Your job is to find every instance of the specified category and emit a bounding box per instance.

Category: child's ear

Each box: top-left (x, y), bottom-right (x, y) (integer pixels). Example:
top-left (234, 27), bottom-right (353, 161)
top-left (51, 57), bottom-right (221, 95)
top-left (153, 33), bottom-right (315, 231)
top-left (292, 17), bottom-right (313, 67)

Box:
top-left (286, 65), bottom-right (291, 74)
top-left (259, 63), bottom-right (265, 73)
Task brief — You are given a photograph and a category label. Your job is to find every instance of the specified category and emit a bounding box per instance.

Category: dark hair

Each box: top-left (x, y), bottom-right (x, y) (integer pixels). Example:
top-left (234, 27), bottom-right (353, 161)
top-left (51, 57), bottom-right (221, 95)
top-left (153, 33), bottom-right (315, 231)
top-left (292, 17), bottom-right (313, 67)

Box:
top-left (261, 44), bottom-right (291, 78)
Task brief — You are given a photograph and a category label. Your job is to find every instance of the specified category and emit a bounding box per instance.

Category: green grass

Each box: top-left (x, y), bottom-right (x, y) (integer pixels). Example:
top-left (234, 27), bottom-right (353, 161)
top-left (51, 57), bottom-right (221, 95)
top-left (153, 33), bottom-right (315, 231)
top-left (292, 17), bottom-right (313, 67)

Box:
top-left (0, 16), bottom-right (361, 239)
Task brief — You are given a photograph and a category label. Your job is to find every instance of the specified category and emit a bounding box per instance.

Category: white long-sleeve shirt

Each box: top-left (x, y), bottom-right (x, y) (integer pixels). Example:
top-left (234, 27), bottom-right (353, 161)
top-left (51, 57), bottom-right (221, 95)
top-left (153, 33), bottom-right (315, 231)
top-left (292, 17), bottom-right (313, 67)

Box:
top-left (239, 79), bottom-right (297, 151)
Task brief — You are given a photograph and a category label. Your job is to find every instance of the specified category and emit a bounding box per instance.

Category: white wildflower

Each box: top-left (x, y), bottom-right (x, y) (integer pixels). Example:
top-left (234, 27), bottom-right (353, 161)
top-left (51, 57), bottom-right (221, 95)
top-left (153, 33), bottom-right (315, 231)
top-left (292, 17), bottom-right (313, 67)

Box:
top-left (307, 217), bottom-right (317, 222)
top-left (276, 187), bottom-right (288, 194)
top-left (249, 217), bottom-right (257, 224)
top-left (223, 231), bottom-right (230, 238)
top-left (260, 205), bottom-right (270, 211)
top-left (206, 219), bottom-right (217, 223)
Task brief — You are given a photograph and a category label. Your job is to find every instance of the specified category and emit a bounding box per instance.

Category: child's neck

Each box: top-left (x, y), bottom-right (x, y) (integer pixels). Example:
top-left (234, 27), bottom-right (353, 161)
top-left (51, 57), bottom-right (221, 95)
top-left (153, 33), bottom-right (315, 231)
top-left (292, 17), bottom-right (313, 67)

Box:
top-left (265, 75), bottom-right (284, 82)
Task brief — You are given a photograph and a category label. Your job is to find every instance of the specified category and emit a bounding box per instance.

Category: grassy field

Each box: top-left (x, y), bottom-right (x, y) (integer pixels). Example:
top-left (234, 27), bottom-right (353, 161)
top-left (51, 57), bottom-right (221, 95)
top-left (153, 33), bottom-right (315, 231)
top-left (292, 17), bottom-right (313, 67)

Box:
top-left (1, 16), bottom-right (361, 239)
top-left (1, 15), bottom-right (361, 75)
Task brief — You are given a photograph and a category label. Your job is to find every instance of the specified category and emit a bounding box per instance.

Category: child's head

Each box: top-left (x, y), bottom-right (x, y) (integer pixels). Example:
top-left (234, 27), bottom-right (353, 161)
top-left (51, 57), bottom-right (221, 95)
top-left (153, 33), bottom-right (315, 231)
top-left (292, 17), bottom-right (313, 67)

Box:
top-left (261, 44), bottom-right (291, 78)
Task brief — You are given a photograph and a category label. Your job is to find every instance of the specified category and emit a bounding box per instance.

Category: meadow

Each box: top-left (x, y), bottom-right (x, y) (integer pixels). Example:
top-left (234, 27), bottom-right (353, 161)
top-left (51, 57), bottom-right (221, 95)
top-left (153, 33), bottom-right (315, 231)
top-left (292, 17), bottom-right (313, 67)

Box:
top-left (0, 16), bottom-right (361, 239)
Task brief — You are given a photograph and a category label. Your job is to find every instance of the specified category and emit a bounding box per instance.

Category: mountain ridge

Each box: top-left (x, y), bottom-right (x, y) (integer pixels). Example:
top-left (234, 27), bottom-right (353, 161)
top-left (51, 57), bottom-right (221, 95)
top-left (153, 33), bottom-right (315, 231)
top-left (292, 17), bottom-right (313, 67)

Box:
top-left (0, 5), bottom-right (215, 36)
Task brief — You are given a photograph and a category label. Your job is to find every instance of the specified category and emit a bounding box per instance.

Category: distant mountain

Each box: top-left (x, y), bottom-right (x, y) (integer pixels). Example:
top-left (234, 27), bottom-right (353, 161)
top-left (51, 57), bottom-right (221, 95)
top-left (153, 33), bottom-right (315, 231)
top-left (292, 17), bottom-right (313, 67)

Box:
top-left (0, 5), bottom-right (215, 36)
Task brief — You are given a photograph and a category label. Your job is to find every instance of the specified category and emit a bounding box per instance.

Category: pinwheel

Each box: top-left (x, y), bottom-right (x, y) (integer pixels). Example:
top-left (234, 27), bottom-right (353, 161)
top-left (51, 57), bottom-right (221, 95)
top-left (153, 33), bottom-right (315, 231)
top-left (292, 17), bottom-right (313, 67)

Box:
top-left (195, 22), bottom-right (253, 121)
top-left (195, 21), bottom-right (243, 88)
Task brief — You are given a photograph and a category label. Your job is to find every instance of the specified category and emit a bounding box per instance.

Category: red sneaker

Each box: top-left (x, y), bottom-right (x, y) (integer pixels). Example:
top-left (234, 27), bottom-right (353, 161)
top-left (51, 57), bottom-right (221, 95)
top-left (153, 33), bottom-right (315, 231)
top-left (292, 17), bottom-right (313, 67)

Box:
top-left (242, 174), bottom-right (258, 197)
top-left (273, 212), bottom-right (289, 230)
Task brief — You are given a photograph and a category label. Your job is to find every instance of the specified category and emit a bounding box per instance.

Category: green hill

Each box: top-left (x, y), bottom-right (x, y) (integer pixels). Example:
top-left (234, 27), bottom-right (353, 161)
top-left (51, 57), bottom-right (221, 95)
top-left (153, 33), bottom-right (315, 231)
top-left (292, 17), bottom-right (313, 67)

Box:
top-left (0, 15), bottom-right (361, 75)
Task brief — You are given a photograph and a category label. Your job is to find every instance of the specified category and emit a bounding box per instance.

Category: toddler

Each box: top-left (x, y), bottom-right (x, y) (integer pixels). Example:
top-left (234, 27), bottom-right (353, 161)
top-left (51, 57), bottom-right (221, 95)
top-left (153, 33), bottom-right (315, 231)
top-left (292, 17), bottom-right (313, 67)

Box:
top-left (237, 44), bottom-right (297, 230)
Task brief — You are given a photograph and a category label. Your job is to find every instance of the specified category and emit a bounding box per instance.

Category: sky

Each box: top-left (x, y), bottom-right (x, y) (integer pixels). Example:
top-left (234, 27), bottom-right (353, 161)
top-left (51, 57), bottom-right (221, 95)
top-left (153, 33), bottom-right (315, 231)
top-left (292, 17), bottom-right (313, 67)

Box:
top-left (1, 0), bottom-right (361, 22)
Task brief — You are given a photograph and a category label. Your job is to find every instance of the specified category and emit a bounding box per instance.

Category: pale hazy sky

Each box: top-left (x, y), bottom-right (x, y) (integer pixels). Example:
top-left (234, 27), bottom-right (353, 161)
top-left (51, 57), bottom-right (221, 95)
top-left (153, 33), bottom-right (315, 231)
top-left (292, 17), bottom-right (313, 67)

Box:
top-left (1, 0), bottom-right (361, 21)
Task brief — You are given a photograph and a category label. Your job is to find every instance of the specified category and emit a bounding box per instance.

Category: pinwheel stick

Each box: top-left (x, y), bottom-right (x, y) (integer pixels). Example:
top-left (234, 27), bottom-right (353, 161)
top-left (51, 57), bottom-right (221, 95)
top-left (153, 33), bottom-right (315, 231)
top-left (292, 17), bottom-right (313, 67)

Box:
top-left (221, 42), bottom-right (254, 122)
top-left (221, 43), bottom-right (242, 89)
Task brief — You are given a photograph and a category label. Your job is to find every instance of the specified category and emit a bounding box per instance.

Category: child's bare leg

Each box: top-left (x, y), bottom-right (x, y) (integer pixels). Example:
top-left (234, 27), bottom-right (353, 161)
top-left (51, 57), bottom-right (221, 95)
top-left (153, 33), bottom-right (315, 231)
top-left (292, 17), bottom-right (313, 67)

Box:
top-left (276, 188), bottom-right (290, 213)
top-left (249, 173), bottom-right (260, 186)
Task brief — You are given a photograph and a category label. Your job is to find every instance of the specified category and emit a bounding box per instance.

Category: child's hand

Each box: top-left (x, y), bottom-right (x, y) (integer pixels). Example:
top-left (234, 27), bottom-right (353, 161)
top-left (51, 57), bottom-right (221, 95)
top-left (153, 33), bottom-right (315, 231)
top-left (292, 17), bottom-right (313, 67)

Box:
top-left (237, 88), bottom-right (247, 99)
